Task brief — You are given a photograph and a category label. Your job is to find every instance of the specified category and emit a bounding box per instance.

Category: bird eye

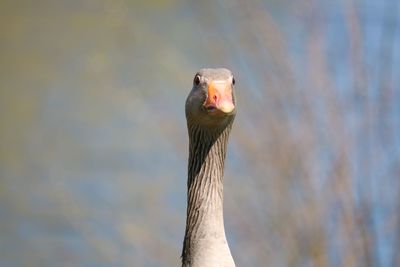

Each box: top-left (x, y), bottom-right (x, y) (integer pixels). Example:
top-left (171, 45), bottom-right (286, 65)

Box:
top-left (194, 75), bottom-right (201, 86)
top-left (232, 77), bottom-right (235, 85)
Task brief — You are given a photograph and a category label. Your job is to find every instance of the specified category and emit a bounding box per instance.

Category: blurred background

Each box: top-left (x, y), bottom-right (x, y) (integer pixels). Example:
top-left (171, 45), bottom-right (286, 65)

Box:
top-left (1, 0), bottom-right (399, 266)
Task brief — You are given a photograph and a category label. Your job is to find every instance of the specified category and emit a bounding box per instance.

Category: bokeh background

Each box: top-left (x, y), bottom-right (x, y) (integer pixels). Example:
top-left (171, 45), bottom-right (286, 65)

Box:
top-left (1, 0), bottom-right (399, 266)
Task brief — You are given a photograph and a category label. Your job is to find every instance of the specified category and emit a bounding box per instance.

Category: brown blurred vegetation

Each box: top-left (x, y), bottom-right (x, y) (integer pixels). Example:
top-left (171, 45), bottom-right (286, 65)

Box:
top-left (0, 0), bottom-right (399, 267)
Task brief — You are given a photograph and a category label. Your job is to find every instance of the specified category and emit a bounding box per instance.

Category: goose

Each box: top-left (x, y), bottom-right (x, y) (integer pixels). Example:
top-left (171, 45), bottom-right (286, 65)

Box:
top-left (182, 68), bottom-right (236, 267)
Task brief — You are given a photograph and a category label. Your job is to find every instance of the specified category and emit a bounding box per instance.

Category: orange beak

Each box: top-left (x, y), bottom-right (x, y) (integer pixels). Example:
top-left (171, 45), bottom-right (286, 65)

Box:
top-left (204, 80), bottom-right (234, 114)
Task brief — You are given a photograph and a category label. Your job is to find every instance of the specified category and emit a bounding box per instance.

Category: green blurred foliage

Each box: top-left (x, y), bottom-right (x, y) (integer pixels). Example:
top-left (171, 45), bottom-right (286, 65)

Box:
top-left (0, 0), bottom-right (399, 266)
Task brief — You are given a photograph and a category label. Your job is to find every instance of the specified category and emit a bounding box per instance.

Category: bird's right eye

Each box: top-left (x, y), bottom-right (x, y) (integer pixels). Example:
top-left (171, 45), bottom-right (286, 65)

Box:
top-left (194, 75), bottom-right (201, 86)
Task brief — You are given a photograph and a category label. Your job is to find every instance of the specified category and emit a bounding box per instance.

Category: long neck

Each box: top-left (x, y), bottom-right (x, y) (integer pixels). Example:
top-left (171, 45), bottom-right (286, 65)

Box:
top-left (182, 121), bottom-right (235, 267)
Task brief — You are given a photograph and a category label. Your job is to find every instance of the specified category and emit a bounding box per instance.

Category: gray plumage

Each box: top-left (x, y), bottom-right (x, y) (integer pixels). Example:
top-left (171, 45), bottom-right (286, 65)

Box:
top-left (182, 68), bottom-right (236, 267)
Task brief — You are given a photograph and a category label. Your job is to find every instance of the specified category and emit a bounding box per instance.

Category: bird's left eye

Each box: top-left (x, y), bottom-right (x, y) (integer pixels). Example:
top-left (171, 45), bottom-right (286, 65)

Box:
top-left (232, 77), bottom-right (235, 85)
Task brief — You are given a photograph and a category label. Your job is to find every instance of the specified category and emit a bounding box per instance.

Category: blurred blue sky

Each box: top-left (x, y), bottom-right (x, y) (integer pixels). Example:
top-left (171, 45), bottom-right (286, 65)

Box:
top-left (0, 0), bottom-right (399, 266)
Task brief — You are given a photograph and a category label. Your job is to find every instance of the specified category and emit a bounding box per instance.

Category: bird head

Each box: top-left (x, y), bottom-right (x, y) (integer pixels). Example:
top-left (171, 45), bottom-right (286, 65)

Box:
top-left (185, 68), bottom-right (236, 128)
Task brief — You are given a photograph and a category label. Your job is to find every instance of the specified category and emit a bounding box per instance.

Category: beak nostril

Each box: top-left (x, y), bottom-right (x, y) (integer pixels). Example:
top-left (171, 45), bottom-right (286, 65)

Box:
top-left (213, 95), bottom-right (218, 101)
